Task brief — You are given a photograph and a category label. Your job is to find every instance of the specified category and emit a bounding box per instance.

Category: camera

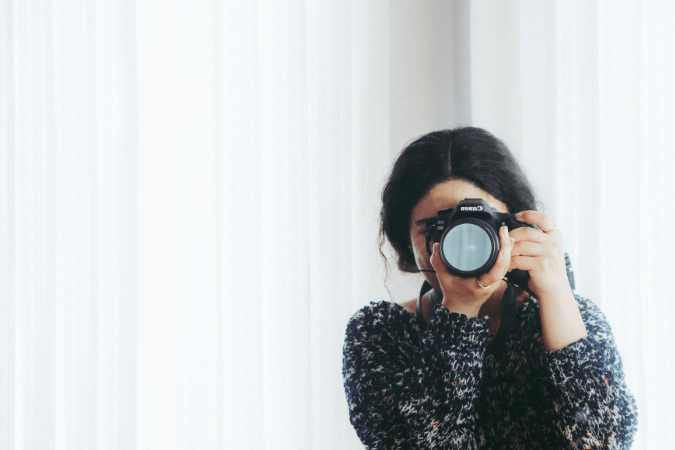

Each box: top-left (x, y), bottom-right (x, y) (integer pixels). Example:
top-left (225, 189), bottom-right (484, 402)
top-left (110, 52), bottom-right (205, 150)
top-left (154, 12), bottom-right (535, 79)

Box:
top-left (424, 198), bottom-right (536, 288)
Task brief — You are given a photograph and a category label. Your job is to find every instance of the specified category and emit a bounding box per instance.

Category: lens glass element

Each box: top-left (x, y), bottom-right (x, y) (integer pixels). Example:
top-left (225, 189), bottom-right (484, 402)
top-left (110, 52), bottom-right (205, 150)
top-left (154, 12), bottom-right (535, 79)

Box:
top-left (442, 223), bottom-right (493, 272)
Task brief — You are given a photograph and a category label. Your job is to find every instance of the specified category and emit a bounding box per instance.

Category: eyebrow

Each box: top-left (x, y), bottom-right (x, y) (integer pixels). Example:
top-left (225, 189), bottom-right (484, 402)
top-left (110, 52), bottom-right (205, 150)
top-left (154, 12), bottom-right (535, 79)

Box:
top-left (414, 217), bottom-right (435, 227)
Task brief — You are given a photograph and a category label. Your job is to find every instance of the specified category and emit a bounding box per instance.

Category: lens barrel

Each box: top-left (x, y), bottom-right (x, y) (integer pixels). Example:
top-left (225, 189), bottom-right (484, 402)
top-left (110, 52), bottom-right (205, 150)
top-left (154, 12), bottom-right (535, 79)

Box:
top-left (438, 218), bottom-right (500, 277)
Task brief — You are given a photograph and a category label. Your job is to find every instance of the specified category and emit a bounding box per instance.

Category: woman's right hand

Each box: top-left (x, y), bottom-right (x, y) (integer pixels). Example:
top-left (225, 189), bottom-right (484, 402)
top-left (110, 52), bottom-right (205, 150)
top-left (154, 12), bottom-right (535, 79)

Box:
top-left (429, 225), bottom-right (515, 318)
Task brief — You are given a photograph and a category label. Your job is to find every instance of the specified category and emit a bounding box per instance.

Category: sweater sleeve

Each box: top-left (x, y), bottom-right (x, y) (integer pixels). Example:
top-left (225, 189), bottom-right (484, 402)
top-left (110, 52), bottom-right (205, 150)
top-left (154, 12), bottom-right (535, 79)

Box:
top-left (536, 296), bottom-right (638, 449)
top-left (342, 301), bottom-right (491, 449)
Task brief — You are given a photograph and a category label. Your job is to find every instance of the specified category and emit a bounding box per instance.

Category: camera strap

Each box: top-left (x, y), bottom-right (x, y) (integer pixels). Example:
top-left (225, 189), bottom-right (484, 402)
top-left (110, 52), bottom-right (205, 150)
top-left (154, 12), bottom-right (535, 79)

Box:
top-left (415, 279), bottom-right (517, 352)
top-left (415, 280), bottom-right (437, 327)
top-left (487, 281), bottom-right (516, 352)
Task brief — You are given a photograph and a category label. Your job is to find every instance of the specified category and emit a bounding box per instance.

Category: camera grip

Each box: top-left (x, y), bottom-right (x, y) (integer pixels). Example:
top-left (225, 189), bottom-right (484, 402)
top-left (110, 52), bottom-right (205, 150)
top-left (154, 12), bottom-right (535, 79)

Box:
top-left (505, 268), bottom-right (530, 289)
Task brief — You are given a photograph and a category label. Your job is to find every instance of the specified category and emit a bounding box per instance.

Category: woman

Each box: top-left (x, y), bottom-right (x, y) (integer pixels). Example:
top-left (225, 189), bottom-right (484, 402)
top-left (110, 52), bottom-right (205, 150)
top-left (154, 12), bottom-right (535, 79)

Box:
top-left (342, 127), bottom-right (637, 449)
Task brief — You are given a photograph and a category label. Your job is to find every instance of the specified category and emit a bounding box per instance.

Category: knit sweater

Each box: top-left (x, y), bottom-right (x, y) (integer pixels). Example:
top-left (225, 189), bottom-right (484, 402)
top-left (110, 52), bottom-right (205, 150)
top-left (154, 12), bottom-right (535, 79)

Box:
top-left (342, 268), bottom-right (638, 448)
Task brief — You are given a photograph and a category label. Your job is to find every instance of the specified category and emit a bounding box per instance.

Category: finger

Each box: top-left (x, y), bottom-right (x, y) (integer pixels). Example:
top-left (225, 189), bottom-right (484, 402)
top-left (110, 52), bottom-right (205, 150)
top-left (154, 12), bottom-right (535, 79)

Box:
top-left (480, 226), bottom-right (513, 287)
top-left (511, 240), bottom-right (545, 257)
top-left (510, 255), bottom-right (537, 272)
top-left (515, 210), bottom-right (558, 235)
top-left (510, 252), bottom-right (566, 272)
top-left (429, 242), bottom-right (444, 273)
top-left (508, 226), bottom-right (547, 243)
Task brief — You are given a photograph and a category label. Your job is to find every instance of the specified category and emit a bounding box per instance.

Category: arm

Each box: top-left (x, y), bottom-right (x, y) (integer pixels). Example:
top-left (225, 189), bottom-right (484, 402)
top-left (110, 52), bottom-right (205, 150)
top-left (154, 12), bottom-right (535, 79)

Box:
top-left (538, 281), bottom-right (588, 351)
top-left (537, 296), bottom-right (638, 449)
top-left (509, 211), bottom-right (589, 351)
top-left (342, 301), bottom-right (490, 449)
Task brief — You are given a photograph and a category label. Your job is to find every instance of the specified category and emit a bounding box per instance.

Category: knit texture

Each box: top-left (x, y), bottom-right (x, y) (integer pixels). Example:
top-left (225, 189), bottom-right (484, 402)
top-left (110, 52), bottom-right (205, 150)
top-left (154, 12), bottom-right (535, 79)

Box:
top-left (342, 281), bottom-right (638, 449)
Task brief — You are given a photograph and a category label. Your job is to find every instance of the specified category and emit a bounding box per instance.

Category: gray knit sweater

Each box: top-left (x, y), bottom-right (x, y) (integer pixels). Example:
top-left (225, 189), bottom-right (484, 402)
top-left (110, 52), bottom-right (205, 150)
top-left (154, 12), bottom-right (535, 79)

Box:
top-left (342, 262), bottom-right (638, 449)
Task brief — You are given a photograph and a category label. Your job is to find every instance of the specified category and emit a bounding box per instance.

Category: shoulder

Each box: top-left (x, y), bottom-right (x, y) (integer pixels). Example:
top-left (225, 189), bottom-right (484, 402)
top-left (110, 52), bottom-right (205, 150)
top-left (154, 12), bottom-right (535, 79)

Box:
top-left (345, 300), bottom-right (417, 339)
top-left (343, 300), bottom-right (421, 366)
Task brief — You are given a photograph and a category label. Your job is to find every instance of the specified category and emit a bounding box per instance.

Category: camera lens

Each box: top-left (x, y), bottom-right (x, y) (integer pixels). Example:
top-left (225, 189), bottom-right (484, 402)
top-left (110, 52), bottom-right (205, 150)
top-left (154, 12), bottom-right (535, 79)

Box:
top-left (440, 221), bottom-right (496, 274)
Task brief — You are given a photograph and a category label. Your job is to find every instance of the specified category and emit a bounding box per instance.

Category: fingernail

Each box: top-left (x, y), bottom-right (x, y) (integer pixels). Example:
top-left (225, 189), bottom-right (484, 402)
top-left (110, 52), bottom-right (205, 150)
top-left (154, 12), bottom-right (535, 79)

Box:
top-left (515, 212), bottom-right (523, 218)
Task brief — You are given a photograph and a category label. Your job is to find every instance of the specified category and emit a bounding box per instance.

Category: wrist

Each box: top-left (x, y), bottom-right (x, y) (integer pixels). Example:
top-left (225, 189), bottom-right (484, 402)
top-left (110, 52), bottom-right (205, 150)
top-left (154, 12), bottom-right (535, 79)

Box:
top-left (535, 280), bottom-right (575, 305)
top-left (537, 286), bottom-right (588, 352)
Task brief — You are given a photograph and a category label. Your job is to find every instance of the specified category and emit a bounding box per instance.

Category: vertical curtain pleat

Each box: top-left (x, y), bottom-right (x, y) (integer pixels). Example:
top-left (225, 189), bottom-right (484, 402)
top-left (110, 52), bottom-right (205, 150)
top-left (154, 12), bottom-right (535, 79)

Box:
top-left (135, 0), bottom-right (218, 448)
top-left (518, 0), bottom-right (557, 222)
top-left (306, 2), bottom-right (342, 447)
top-left (257, 1), bottom-right (311, 448)
top-left (94, 0), bottom-right (139, 448)
top-left (219, 1), bottom-right (263, 449)
top-left (469, 0), bottom-right (523, 152)
top-left (13, 0), bottom-right (57, 448)
top-left (550, 0), bottom-right (601, 304)
top-left (0, 0), bottom-right (16, 449)
top-left (52, 0), bottom-right (96, 448)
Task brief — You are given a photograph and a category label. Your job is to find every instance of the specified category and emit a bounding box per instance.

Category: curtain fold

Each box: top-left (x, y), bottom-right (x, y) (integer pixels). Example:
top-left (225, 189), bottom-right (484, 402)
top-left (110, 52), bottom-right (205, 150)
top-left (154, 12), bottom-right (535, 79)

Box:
top-left (2, 0), bottom-right (389, 449)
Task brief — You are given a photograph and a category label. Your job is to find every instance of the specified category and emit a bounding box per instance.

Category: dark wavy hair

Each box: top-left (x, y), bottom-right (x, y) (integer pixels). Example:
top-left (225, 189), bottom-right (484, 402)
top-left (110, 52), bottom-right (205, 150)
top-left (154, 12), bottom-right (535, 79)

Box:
top-left (379, 127), bottom-right (540, 278)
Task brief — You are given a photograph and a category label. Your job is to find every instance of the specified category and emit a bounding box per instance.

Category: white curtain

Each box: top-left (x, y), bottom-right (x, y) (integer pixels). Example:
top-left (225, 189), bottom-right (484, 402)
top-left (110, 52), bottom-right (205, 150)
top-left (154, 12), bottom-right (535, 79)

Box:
top-left (1, 1), bottom-right (673, 449)
top-left (1, 1), bottom-right (388, 449)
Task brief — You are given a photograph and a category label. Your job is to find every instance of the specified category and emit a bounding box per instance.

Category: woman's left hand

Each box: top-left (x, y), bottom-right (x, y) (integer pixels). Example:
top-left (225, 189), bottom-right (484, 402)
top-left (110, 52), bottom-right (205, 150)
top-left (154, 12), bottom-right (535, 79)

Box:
top-left (509, 210), bottom-right (570, 301)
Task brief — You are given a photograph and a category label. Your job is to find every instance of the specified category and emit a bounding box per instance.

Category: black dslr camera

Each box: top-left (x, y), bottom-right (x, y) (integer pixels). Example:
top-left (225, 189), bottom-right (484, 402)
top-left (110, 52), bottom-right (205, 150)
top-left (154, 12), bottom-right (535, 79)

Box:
top-left (424, 198), bottom-right (536, 288)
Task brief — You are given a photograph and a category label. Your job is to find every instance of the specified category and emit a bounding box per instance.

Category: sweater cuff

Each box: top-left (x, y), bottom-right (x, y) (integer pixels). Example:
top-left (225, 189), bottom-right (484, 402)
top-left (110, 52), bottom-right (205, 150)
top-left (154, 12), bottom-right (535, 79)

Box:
top-left (425, 302), bottom-right (491, 357)
top-left (541, 338), bottom-right (604, 395)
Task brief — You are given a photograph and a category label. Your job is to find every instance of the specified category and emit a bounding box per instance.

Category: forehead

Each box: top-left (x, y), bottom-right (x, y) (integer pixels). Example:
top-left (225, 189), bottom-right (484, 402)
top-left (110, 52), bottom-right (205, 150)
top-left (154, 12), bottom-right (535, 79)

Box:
top-left (409, 179), bottom-right (508, 230)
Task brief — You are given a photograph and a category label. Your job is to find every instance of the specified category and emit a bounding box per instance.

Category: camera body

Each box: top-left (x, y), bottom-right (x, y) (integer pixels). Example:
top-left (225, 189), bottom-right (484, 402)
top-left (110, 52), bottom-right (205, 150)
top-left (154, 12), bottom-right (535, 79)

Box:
top-left (424, 198), bottom-right (536, 288)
